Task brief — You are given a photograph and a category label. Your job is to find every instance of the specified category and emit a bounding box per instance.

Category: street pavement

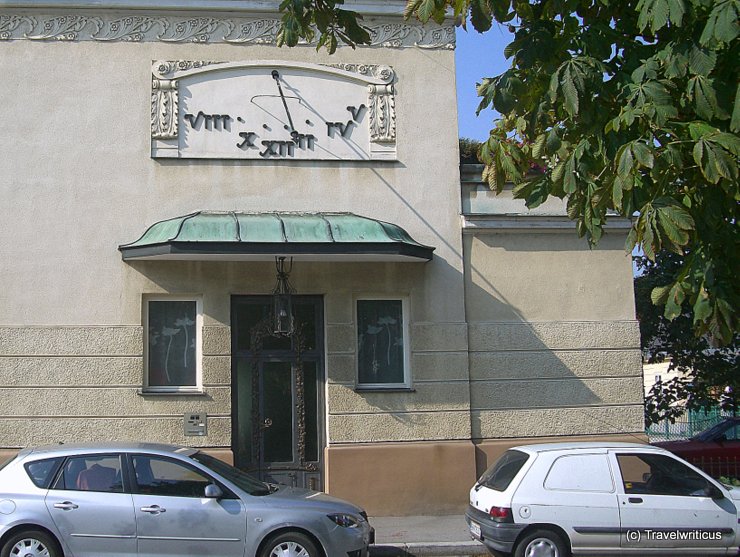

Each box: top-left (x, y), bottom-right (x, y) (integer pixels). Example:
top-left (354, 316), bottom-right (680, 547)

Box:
top-left (369, 515), bottom-right (489, 556)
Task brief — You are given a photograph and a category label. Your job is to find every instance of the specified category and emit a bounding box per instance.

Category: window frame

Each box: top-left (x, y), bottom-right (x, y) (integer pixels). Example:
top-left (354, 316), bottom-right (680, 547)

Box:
top-left (50, 453), bottom-right (127, 494)
top-left (24, 457), bottom-right (65, 489)
top-left (544, 453), bottom-right (616, 493)
top-left (613, 451), bottom-right (718, 498)
top-left (354, 296), bottom-right (411, 390)
top-left (143, 295), bottom-right (203, 394)
top-left (126, 453), bottom-right (236, 499)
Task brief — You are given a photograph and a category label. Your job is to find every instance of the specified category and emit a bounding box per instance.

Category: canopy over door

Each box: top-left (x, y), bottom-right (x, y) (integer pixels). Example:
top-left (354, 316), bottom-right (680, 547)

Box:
top-left (119, 211), bottom-right (434, 262)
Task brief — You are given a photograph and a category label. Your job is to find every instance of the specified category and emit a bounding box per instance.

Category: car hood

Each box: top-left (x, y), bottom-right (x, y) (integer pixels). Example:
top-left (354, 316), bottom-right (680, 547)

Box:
top-left (264, 485), bottom-right (364, 514)
top-left (726, 485), bottom-right (740, 502)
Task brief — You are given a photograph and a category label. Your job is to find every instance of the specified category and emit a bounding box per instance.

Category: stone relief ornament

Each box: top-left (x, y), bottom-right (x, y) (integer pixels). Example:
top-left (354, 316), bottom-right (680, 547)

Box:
top-left (91, 16), bottom-right (163, 42)
top-left (24, 15), bottom-right (96, 41)
top-left (149, 60), bottom-right (398, 160)
top-left (368, 84), bottom-right (396, 143)
top-left (153, 60), bottom-right (223, 80)
top-left (0, 15), bottom-right (34, 40)
top-left (416, 25), bottom-right (456, 49)
top-left (158, 17), bottom-right (229, 43)
top-left (0, 12), bottom-right (454, 49)
top-left (151, 79), bottom-right (178, 140)
top-left (223, 19), bottom-right (282, 44)
top-left (323, 64), bottom-right (395, 84)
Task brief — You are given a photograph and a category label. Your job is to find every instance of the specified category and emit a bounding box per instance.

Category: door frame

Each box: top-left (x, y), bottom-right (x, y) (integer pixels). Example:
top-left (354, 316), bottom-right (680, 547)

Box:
top-left (230, 294), bottom-right (326, 489)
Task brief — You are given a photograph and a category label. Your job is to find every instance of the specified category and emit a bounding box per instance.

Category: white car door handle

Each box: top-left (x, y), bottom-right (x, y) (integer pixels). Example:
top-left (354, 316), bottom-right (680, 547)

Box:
top-left (53, 501), bottom-right (79, 510)
top-left (140, 505), bottom-right (166, 514)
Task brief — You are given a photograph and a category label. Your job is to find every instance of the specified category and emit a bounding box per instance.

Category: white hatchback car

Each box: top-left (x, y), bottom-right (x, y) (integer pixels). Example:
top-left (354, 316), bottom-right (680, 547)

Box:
top-left (466, 442), bottom-right (739, 556)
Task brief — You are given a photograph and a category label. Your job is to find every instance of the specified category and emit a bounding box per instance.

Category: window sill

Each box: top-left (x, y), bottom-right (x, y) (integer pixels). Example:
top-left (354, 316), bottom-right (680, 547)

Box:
top-left (137, 389), bottom-right (207, 397)
top-left (354, 386), bottom-right (416, 393)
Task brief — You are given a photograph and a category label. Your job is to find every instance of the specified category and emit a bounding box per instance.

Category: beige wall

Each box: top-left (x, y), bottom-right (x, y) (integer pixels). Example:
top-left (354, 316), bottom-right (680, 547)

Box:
top-left (464, 230), bottom-right (645, 440)
top-left (0, 4), bottom-right (467, 450)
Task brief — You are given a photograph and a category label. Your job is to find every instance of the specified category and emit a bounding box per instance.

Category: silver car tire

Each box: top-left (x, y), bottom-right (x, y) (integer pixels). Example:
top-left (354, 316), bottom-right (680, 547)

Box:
top-left (259, 531), bottom-right (320, 557)
top-left (513, 529), bottom-right (569, 557)
top-left (1, 530), bottom-right (61, 557)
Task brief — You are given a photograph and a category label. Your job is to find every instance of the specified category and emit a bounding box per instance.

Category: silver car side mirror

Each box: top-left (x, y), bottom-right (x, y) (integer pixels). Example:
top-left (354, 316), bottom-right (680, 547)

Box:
top-left (205, 484), bottom-right (223, 499)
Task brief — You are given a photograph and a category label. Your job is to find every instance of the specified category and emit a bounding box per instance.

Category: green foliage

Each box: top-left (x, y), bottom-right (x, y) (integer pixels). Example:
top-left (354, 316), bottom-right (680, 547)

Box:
top-left (719, 476), bottom-right (740, 486)
top-left (636, 252), bottom-right (738, 426)
top-left (459, 137), bottom-right (483, 163)
top-left (276, 0), bottom-right (370, 53)
top-left (277, 0), bottom-right (740, 345)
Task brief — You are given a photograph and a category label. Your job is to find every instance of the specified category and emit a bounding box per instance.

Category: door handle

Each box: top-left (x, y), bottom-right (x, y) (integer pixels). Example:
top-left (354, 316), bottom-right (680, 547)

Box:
top-left (628, 497), bottom-right (643, 504)
top-left (53, 501), bottom-right (79, 510)
top-left (140, 505), bottom-right (166, 514)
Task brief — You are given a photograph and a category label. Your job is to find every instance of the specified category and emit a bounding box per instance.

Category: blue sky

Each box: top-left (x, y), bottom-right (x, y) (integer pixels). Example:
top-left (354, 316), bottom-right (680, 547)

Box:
top-left (455, 24), bottom-right (513, 140)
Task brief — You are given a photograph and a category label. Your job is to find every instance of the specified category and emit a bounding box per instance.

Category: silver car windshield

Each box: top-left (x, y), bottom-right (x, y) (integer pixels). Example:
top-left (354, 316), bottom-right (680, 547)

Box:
top-left (190, 452), bottom-right (272, 496)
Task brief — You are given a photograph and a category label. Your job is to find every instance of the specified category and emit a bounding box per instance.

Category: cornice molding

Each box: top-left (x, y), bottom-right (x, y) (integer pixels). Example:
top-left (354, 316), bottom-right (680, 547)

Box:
top-left (0, 1), bottom-right (411, 17)
top-left (0, 11), bottom-right (455, 48)
top-left (462, 215), bottom-right (633, 233)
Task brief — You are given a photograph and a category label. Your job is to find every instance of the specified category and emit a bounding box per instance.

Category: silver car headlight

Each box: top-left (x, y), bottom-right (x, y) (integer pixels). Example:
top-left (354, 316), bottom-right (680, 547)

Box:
top-left (327, 513), bottom-right (361, 528)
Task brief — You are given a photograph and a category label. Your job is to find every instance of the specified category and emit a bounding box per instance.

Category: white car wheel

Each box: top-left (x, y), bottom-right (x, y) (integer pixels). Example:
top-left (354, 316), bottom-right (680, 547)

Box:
top-left (514, 529), bottom-right (569, 557)
top-left (269, 541), bottom-right (310, 557)
top-left (523, 537), bottom-right (559, 557)
top-left (2, 530), bottom-right (60, 557)
top-left (260, 531), bottom-right (320, 557)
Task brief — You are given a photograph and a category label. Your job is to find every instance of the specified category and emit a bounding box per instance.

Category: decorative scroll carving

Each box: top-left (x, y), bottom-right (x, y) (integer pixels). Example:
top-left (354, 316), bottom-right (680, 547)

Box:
top-left (369, 22), bottom-right (455, 49)
top-left (153, 60), bottom-right (222, 80)
top-left (0, 12), bottom-right (455, 49)
top-left (323, 63), bottom-right (395, 84)
top-left (223, 19), bottom-right (281, 44)
top-left (158, 17), bottom-right (232, 43)
top-left (0, 15), bottom-right (34, 40)
top-left (368, 84), bottom-right (396, 143)
top-left (151, 79), bottom-right (178, 140)
top-left (417, 25), bottom-right (456, 49)
top-left (369, 23), bottom-right (415, 48)
top-left (91, 16), bottom-right (163, 42)
top-left (24, 15), bottom-right (97, 41)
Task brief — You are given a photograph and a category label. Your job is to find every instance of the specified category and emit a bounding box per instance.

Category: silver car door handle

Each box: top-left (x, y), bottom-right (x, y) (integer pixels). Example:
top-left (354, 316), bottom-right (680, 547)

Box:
top-left (53, 501), bottom-right (79, 510)
top-left (140, 505), bottom-right (166, 514)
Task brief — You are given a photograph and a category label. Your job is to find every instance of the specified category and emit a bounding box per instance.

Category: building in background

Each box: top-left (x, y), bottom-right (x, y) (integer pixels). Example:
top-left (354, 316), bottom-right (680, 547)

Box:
top-left (0, 0), bottom-right (643, 515)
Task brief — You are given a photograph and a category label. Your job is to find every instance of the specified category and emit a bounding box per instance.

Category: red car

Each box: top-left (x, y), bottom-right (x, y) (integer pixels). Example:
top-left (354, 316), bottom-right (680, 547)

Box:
top-left (654, 417), bottom-right (739, 478)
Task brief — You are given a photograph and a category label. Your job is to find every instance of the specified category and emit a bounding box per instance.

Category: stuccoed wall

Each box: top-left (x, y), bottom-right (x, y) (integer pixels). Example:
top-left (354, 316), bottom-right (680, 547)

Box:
top-left (461, 164), bottom-right (644, 441)
top-left (0, 3), bottom-right (468, 448)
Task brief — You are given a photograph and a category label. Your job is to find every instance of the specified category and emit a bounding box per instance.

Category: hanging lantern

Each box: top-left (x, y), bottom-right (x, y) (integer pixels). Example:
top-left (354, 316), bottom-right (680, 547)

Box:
top-left (272, 256), bottom-right (295, 335)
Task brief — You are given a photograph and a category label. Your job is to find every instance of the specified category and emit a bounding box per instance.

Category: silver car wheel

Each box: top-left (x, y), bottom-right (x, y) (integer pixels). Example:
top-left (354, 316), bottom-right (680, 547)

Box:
top-left (268, 541), bottom-right (310, 557)
top-left (9, 538), bottom-right (51, 557)
top-left (524, 537), bottom-right (560, 557)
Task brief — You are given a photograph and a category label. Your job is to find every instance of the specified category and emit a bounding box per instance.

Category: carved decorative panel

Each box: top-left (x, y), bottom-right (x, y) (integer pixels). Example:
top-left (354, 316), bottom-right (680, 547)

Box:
top-left (0, 13), bottom-right (454, 49)
top-left (150, 61), bottom-right (397, 161)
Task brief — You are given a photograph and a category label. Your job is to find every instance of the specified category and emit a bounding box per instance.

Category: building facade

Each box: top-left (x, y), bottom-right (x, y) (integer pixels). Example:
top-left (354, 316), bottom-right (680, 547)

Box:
top-left (0, 0), bottom-right (643, 515)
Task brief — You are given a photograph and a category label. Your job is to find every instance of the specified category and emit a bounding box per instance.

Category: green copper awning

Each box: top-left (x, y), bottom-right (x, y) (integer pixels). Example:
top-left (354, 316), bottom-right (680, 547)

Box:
top-left (119, 212), bottom-right (434, 262)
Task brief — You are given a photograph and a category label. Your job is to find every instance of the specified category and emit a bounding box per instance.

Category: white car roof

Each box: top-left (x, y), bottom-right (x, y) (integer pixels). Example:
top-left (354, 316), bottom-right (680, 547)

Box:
top-left (509, 441), bottom-right (663, 455)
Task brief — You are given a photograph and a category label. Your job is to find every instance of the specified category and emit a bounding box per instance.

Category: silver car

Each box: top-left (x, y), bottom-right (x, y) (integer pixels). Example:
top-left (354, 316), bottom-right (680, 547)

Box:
top-left (0, 442), bottom-right (373, 557)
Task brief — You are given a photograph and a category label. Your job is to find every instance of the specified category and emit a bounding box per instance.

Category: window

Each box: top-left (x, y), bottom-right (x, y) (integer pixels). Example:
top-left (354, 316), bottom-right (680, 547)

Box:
top-left (53, 455), bottom-right (123, 493)
top-left (545, 454), bottom-right (614, 492)
top-left (356, 298), bottom-right (409, 387)
top-left (478, 450), bottom-right (529, 492)
top-left (132, 455), bottom-right (214, 498)
top-left (616, 453), bottom-right (714, 497)
top-left (25, 457), bottom-right (64, 489)
top-left (190, 452), bottom-right (271, 496)
top-left (144, 297), bottom-right (202, 392)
